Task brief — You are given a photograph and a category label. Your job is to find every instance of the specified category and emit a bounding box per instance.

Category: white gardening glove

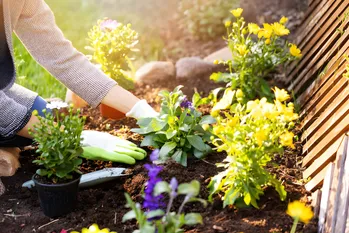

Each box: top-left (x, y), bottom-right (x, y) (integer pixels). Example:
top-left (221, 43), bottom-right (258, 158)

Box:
top-left (81, 130), bottom-right (147, 161)
top-left (126, 99), bottom-right (159, 119)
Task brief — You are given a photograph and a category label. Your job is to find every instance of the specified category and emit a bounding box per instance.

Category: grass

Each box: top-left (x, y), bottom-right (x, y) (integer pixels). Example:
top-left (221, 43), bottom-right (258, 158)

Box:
top-left (14, 0), bottom-right (171, 99)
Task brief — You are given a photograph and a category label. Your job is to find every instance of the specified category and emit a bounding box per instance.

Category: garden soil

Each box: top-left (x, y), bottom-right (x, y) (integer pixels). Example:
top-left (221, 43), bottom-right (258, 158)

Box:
top-left (0, 0), bottom-right (315, 232)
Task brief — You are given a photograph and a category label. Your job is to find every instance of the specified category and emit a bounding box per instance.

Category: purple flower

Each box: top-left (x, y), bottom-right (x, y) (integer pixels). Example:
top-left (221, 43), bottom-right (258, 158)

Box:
top-left (170, 177), bottom-right (178, 197)
top-left (100, 19), bottom-right (119, 31)
top-left (150, 149), bottom-right (160, 162)
top-left (143, 164), bottom-right (165, 212)
top-left (180, 97), bottom-right (194, 110)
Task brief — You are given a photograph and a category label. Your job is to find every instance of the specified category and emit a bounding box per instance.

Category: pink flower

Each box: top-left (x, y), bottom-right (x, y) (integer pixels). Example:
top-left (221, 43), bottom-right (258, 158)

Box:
top-left (100, 19), bottom-right (119, 31)
top-left (60, 229), bottom-right (67, 233)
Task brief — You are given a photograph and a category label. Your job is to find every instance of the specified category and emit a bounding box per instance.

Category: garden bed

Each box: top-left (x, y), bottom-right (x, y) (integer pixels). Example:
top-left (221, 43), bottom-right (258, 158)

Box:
top-left (0, 80), bottom-right (317, 233)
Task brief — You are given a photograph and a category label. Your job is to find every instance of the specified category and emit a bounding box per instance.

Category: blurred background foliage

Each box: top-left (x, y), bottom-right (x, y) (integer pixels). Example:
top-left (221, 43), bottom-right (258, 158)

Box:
top-left (14, 0), bottom-right (238, 99)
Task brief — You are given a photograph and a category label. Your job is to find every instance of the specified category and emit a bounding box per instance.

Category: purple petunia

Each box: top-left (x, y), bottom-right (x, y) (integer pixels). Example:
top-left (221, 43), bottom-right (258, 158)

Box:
top-left (150, 149), bottom-right (160, 162)
top-left (100, 19), bottom-right (119, 31)
top-left (143, 163), bottom-right (165, 211)
top-left (180, 97), bottom-right (194, 110)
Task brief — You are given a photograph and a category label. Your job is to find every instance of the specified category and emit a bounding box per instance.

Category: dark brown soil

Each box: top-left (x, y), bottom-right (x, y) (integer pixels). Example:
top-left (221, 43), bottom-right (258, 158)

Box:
top-left (0, 1), bottom-right (315, 233)
top-left (0, 78), bottom-right (317, 233)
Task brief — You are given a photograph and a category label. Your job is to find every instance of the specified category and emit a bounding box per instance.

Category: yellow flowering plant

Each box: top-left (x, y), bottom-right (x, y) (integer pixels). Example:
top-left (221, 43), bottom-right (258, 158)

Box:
top-left (210, 8), bottom-right (302, 104)
top-left (208, 88), bottom-right (299, 208)
top-left (87, 19), bottom-right (139, 90)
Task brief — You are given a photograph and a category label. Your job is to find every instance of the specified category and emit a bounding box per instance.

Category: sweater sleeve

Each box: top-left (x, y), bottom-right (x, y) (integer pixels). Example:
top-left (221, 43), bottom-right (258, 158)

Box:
top-left (13, 0), bottom-right (117, 108)
top-left (0, 90), bottom-right (31, 137)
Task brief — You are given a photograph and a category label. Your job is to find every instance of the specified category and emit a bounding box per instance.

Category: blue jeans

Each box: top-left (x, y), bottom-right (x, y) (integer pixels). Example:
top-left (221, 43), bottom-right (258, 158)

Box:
top-left (0, 96), bottom-right (49, 147)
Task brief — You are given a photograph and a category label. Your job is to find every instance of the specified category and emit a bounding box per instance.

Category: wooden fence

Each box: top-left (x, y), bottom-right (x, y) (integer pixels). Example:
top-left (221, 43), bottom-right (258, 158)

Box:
top-left (284, 0), bottom-right (349, 232)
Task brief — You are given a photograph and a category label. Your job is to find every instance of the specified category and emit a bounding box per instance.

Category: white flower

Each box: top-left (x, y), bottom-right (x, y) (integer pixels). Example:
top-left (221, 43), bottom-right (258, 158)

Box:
top-left (46, 101), bottom-right (68, 110)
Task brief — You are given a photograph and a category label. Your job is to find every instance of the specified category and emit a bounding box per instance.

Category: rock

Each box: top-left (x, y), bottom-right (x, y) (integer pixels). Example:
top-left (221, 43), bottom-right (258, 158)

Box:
top-left (135, 61), bottom-right (176, 85)
top-left (0, 147), bottom-right (20, 177)
top-left (176, 57), bottom-right (222, 80)
top-left (204, 47), bottom-right (232, 63)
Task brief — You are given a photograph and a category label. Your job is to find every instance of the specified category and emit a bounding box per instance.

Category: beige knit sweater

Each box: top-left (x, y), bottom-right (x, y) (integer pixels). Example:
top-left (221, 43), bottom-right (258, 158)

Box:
top-left (0, 0), bottom-right (116, 137)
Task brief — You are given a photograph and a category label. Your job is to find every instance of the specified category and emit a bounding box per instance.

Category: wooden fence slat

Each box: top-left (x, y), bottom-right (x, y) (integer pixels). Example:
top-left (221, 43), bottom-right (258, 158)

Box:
top-left (318, 162), bottom-right (335, 233)
top-left (334, 134), bottom-right (349, 232)
top-left (287, 1), bottom-right (347, 81)
top-left (289, 26), bottom-right (349, 95)
top-left (301, 85), bottom-right (349, 142)
top-left (300, 76), bottom-right (348, 130)
top-left (302, 95), bottom-right (349, 152)
top-left (303, 136), bottom-right (342, 179)
top-left (297, 57), bottom-right (347, 111)
top-left (294, 0), bottom-right (330, 47)
top-left (302, 113), bottom-right (349, 167)
top-left (312, 189), bottom-right (322, 218)
top-left (305, 162), bottom-right (330, 192)
top-left (324, 135), bottom-right (348, 233)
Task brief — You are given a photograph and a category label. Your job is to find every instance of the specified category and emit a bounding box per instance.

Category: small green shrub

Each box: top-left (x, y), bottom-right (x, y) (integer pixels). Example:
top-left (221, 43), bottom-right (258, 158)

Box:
top-left (131, 86), bottom-right (215, 166)
top-left (30, 103), bottom-right (85, 182)
top-left (178, 0), bottom-right (239, 40)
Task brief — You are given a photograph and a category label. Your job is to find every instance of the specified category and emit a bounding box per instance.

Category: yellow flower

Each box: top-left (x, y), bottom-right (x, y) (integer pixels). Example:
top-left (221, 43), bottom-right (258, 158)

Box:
top-left (258, 23), bottom-right (273, 39)
top-left (213, 59), bottom-right (219, 65)
top-left (248, 23), bottom-right (260, 34)
top-left (286, 201), bottom-right (314, 224)
top-left (280, 131), bottom-right (295, 149)
top-left (290, 44), bottom-right (302, 58)
top-left (237, 44), bottom-right (248, 56)
top-left (32, 110), bottom-right (39, 116)
top-left (231, 8), bottom-right (243, 18)
top-left (71, 223), bottom-right (117, 233)
top-left (272, 22), bottom-right (290, 36)
top-left (273, 87), bottom-right (290, 102)
top-left (280, 16), bottom-right (288, 24)
top-left (225, 20), bottom-right (232, 27)
top-left (227, 117), bottom-right (239, 128)
top-left (242, 28), bottom-right (249, 35)
top-left (246, 100), bottom-right (258, 112)
top-left (255, 130), bottom-right (267, 147)
top-left (265, 38), bottom-right (271, 45)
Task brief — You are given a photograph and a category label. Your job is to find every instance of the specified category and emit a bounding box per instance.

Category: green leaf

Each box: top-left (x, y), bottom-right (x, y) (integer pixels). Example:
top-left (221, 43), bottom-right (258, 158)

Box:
top-left (212, 89), bottom-right (236, 112)
top-left (149, 118), bottom-right (167, 132)
top-left (199, 115), bottom-right (216, 125)
top-left (166, 130), bottom-right (177, 140)
top-left (122, 210), bottom-right (137, 222)
top-left (146, 210), bottom-right (165, 219)
top-left (178, 180), bottom-right (200, 196)
top-left (184, 213), bottom-right (203, 225)
top-left (159, 142), bottom-right (177, 158)
top-left (154, 181), bottom-right (171, 196)
top-left (192, 92), bottom-right (202, 107)
top-left (141, 134), bottom-right (158, 147)
top-left (172, 149), bottom-right (183, 164)
top-left (243, 193), bottom-right (251, 206)
top-left (36, 169), bottom-right (48, 176)
top-left (187, 135), bottom-right (206, 151)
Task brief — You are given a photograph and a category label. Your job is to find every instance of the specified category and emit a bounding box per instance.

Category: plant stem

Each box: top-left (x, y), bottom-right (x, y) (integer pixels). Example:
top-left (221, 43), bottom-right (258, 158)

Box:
top-left (166, 195), bottom-right (175, 216)
top-left (178, 195), bottom-right (191, 215)
top-left (290, 217), bottom-right (299, 233)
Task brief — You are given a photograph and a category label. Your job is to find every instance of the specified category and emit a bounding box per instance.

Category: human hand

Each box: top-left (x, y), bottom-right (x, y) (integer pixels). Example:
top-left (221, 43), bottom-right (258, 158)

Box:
top-left (125, 100), bottom-right (159, 119)
top-left (81, 130), bottom-right (147, 163)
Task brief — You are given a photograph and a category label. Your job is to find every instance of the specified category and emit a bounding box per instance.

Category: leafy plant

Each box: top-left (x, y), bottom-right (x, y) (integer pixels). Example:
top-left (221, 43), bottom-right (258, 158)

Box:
top-left (30, 102), bottom-right (85, 182)
top-left (178, 0), bottom-right (239, 40)
top-left (210, 9), bottom-right (301, 106)
top-left (87, 19), bottom-right (139, 89)
top-left (208, 88), bottom-right (298, 208)
top-left (123, 150), bottom-right (206, 233)
top-left (131, 86), bottom-right (215, 166)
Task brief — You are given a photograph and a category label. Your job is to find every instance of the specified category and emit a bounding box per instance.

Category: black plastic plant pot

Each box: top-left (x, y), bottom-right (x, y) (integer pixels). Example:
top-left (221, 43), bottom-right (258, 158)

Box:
top-left (32, 174), bottom-right (81, 218)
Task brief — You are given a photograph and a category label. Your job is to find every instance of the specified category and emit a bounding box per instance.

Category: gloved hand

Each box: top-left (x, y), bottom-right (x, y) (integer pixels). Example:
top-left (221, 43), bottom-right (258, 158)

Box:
top-left (81, 130), bottom-right (147, 165)
top-left (126, 100), bottom-right (159, 119)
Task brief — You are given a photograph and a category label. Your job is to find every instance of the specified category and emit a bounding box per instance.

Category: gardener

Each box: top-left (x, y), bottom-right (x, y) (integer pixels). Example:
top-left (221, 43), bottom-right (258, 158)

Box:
top-left (0, 0), bottom-right (157, 194)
